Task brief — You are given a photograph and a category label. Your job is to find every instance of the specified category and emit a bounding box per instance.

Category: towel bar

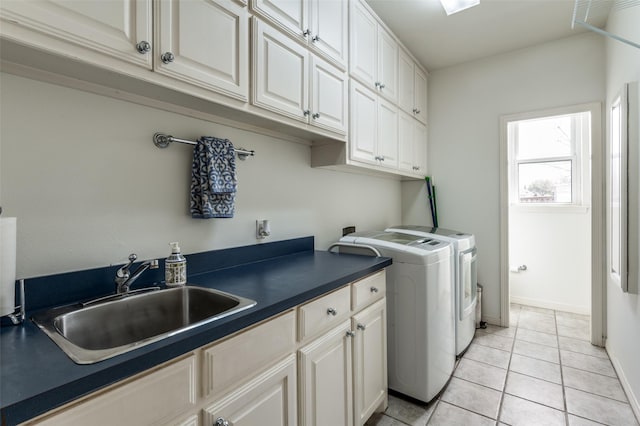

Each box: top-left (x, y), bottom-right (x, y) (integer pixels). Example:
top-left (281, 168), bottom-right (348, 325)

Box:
top-left (153, 133), bottom-right (255, 160)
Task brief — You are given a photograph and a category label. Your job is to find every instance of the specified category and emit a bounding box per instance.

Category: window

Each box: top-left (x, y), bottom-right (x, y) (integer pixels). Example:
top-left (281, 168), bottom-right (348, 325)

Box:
top-left (509, 112), bottom-right (589, 205)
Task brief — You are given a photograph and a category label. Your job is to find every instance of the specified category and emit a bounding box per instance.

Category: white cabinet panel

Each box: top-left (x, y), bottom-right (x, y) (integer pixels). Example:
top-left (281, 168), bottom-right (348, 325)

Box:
top-left (414, 67), bottom-right (428, 125)
top-left (0, 0), bottom-right (152, 69)
top-left (309, 0), bottom-right (348, 67)
top-left (311, 56), bottom-right (348, 134)
top-left (299, 321), bottom-right (354, 426)
top-left (377, 28), bottom-right (397, 103)
top-left (352, 300), bottom-right (387, 426)
top-left (349, 0), bottom-right (377, 88)
top-left (350, 81), bottom-right (378, 165)
top-left (413, 121), bottom-right (427, 174)
top-left (398, 111), bottom-right (415, 172)
top-left (156, 0), bottom-right (249, 101)
top-left (203, 355), bottom-right (297, 426)
top-left (298, 286), bottom-right (351, 341)
top-left (377, 97), bottom-right (399, 169)
top-left (251, 0), bottom-right (307, 39)
top-left (398, 49), bottom-right (415, 115)
top-left (252, 18), bottom-right (309, 121)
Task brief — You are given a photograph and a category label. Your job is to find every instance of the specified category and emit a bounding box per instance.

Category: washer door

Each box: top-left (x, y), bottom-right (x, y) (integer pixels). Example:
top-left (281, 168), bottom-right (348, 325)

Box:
top-left (459, 247), bottom-right (478, 321)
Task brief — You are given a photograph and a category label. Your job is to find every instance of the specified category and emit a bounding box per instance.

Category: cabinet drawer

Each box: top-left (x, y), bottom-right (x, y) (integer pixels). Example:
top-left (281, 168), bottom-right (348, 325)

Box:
top-left (298, 285), bottom-right (351, 341)
top-left (31, 355), bottom-right (197, 426)
top-left (351, 270), bottom-right (386, 312)
top-left (201, 310), bottom-right (296, 399)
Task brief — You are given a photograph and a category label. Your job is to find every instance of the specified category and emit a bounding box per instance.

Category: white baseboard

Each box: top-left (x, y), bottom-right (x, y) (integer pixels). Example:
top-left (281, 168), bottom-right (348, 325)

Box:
top-left (482, 316), bottom-right (502, 327)
top-left (606, 342), bottom-right (640, 422)
top-left (510, 296), bottom-right (590, 315)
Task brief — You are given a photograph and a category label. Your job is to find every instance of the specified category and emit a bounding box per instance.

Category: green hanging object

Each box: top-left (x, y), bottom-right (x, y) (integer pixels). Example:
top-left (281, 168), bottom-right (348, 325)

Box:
top-left (432, 185), bottom-right (439, 228)
top-left (425, 176), bottom-right (438, 227)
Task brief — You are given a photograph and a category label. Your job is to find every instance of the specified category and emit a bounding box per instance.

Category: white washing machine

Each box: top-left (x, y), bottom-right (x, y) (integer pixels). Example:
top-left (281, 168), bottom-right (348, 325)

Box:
top-left (386, 226), bottom-right (477, 356)
top-left (339, 231), bottom-right (455, 403)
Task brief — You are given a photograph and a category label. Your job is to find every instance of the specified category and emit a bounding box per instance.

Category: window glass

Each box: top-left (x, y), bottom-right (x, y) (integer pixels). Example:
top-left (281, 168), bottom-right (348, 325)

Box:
top-left (516, 116), bottom-right (573, 160)
top-left (518, 161), bottom-right (572, 203)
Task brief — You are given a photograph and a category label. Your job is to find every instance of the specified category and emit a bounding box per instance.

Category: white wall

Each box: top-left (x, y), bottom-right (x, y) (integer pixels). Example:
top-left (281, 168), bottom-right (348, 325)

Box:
top-left (416, 32), bottom-right (605, 322)
top-left (604, 5), bottom-right (640, 416)
top-left (509, 207), bottom-right (591, 314)
top-left (0, 73), bottom-right (401, 278)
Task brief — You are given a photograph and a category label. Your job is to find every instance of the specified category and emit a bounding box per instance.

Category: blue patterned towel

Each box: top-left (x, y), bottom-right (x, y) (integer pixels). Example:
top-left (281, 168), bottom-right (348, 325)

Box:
top-left (190, 136), bottom-right (237, 218)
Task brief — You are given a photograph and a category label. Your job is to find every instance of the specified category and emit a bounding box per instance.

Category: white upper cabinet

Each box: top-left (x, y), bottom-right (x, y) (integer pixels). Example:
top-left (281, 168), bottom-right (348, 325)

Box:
top-left (398, 48), bottom-right (428, 124)
top-left (252, 18), bottom-right (309, 121)
top-left (349, 0), bottom-right (397, 103)
top-left (156, 0), bottom-right (249, 101)
top-left (398, 111), bottom-right (427, 176)
top-left (377, 97), bottom-right (399, 169)
top-left (252, 18), bottom-right (347, 134)
top-left (0, 0), bottom-right (152, 70)
top-left (251, 0), bottom-right (348, 68)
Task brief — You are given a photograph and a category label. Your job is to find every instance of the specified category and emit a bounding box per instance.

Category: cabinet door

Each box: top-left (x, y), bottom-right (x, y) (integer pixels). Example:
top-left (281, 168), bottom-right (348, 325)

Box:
top-left (203, 354), bottom-right (297, 426)
top-left (252, 18), bottom-right (309, 122)
top-left (0, 0), bottom-right (152, 69)
top-left (156, 0), bottom-right (248, 101)
top-left (398, 49), bottom-right (415, 115)
top-left (377, 97), bottom-right (399, 169)
top-left (414, 67), bottom-right (428, 125)
top-left (398, 112), bottom-right (415, 173)
top-left (251, 0), bottom-right (307, 40)
top-left (349, 0), bottom-right (377, 89)
top-left (352, 299), bottom-right (387, 426)
top-left (350, 81), bottom-right (378, 165)
top-left (299, 321), bottom-right (353, 426)
top-left (309, 0), bottom-right (348, 68)
top-left (310, 55), bottom-right (348, 135)
top-left (413, 121), bottom-right (428, 175)
top-left (377, 28), bottom-right (398, 103)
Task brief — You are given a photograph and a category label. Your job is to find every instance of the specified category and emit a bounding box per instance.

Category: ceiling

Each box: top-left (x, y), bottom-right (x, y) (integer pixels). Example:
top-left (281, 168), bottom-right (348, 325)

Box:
top-left (365, 0), bottom-right (613, 71)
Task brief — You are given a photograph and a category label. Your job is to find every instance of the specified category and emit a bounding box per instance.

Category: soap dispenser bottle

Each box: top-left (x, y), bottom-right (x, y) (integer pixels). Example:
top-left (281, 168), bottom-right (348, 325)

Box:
top-left (165, 242), bottom-right (187, 286)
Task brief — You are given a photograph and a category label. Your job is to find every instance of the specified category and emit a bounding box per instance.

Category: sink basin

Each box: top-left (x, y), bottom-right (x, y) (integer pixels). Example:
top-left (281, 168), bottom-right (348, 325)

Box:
top-left (32, 286), bottom-right (256, 364)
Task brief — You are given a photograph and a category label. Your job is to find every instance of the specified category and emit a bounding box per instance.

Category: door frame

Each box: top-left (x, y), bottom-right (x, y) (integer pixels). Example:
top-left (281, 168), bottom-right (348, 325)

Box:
top-left (499, 102), bottom-right (605, 346)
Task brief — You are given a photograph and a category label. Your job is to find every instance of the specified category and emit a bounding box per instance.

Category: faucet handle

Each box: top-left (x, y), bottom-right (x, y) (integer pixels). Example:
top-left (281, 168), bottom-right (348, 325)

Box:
top-left (116, 253), bottom-right (138, 278)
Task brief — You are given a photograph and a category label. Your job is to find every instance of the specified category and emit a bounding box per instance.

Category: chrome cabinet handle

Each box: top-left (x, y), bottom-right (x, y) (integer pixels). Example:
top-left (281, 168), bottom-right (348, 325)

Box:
top-left (346, 330), bottom-right (355, 337)
top-left (375, 82), bottom-right (381, 88)
top-left (136, 41), bottom-right (151, 54)
top-left (312, 113), bottom-right (320, 119)
top-left (327, 307), bottom-right (337, 316)
top-left (379, 83), bottom-right (385, 89)
top-left (303, 109), bottom-right (310, 116)
top-left (312, 35), bottom-right (320, 42)
top-left (370, 286), bottom-right (379, 293)
top-left (303, 29), bottom-right (311, 37)
top-left (215, 418), bottom-right (231, 426)
top-left (357, 323), bottom-right (366, 331)
top-left (161, 52), bottom-right (175, 64)
top-left (415, 109), bottom-right (421, 114)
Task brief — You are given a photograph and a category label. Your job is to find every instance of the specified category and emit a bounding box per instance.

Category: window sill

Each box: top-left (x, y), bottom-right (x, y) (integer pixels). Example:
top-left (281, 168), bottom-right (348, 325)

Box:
top-left (510, 204), bottom-right (590, 214)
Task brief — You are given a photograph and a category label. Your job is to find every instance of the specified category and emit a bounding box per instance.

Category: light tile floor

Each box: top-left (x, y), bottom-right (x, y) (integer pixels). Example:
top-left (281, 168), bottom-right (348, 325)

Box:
top-left (365, 304), bottom-right (639, 426)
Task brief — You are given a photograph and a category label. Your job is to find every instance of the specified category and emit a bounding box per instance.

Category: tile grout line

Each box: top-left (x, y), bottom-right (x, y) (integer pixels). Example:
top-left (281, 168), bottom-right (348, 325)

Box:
top-left (495, 305), bottom-right (521, 425)
top-left (554, 309), bottom-right (571, 426)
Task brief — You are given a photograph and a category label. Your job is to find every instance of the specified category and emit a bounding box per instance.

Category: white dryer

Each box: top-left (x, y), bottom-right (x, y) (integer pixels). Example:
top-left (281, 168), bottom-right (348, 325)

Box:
top-left (386, 226), bottom-right (477, 356)
top-left (339, 231), bottom-right (455, 403)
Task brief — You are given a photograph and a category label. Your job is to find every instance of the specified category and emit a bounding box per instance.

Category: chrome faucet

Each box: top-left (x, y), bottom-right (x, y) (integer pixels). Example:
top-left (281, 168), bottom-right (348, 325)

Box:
top-left (115, 253), bottom-right (159, 294)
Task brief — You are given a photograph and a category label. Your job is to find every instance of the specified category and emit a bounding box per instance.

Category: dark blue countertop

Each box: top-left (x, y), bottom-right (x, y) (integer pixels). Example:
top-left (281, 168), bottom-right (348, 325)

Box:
top-left (0, 237), bottom-right (391, 425)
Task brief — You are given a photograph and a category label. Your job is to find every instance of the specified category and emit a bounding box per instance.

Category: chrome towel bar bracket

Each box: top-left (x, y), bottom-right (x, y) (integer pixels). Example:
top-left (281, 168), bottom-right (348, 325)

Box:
top-left (153, 133), bottom-right (255, 160)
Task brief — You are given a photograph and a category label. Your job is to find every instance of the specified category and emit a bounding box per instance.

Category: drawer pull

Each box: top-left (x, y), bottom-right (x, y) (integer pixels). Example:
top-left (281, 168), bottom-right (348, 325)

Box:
top-left (215, 418), bottom-right (231, 426)
top-left (357, 323), bottom-right (366, 331)
top-left (327, 307), bottom-right (337, 316)
top-left (161, 52), bottom-right (175, 64)
top-left (370, 286), bottom-right (379, 293)
top-left (346, 330), bottom-right (355, 338)
top-left (136, 40), bottom-right (151, 54)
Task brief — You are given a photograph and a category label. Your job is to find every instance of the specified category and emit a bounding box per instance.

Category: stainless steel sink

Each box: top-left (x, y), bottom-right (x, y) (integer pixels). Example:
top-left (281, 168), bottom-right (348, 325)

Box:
top-left (32, 286), bottom-right (256, 364)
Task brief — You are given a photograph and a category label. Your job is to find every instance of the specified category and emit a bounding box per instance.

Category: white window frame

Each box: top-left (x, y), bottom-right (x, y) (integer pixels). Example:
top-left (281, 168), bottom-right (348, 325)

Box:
top-left (508, 112), bottom-right (589, 207)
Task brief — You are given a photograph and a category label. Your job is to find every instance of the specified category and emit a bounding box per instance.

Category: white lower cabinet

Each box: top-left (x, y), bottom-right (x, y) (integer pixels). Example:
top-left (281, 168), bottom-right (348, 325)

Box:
top-left (298, 321), bottom-right (354, 426)
top-left (202, 354), bottom-right (297, 426)
top-left (25, 270), bottom-right (387, 426)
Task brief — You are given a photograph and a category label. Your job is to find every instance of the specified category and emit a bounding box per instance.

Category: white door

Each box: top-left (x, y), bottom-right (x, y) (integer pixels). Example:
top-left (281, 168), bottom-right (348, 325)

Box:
top-left (349, 0), bottom-right (377, 89)
top-left (377, 97), bottom-right (399, 169)
top-left (299, 322), bottom-right (353, 426)
top-left (251, 0), bottom-right (307, 40)
top-left (352, 300), bottom-right (387, 426)
top-left (397, 49), bottom-right (415, 115)
top-left (398, 112), bottom-right (414, 172)
top-left (414, 67), bottom-right (428, 124)
top-left (252, 18), bottom-right (309, 121)
top-left (350, 81), bottom-right (378, 165)
top-left (376, 28), bottom-right (397, 103)
top-left (156, 0), bottom-right (249, 101)
top-left (413, 121), bottom-right (428, 174)
top-left (0, 0), bottom-right (152, 69)
top-left (309, 0), bottom-right (348, 68)
top-left (203, 355), bottom-right (297, 426)
top-left (310, 55), bottom-right (348, 134)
